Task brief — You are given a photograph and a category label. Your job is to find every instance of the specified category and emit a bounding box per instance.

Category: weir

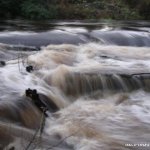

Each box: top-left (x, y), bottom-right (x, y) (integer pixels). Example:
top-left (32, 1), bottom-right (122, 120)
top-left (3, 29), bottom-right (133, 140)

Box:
top-left (0, 21), bottom-right (150, 150)
top-left (49, 71), bottom-right (150, 97)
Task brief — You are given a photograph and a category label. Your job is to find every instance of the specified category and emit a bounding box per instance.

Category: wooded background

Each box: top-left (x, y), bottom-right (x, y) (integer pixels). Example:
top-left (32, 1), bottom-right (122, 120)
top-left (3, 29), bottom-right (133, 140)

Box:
top-left (0, 0), bottom-right (149, 20)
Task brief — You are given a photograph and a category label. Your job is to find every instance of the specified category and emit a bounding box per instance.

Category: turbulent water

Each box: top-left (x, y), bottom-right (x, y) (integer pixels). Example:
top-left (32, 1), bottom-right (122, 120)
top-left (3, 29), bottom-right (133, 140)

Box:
top-left (0, 20), bottom-right (150, 150)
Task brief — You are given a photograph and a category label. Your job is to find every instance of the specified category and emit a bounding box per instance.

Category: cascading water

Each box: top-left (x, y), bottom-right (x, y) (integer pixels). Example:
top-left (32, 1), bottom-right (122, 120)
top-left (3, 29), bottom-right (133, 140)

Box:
top-left (0, 20), bottom-right (150, 150)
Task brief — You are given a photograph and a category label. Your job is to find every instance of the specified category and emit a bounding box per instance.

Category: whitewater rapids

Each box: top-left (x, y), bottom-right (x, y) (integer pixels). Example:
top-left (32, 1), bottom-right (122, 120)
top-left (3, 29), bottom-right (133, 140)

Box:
top-left (0, 43), bottom-right (150, 150)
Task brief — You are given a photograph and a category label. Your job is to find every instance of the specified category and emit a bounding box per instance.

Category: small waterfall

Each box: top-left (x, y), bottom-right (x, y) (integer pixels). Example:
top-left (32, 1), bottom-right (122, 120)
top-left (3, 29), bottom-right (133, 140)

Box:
top-left (91, 30), bottom-right (150, 46)
top-left (0, 21), bottom-right (150, 47)
top-left (47, 71), bottom-right (149, 97)
top-left (1, 43), bottom-right (149, 129)
top-left (0, 26), bottom-right (150, 150)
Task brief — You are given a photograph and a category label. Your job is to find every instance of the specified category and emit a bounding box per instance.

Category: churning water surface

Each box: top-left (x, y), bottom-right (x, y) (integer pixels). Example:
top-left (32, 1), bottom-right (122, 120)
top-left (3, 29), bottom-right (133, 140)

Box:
top-left (0, 20), bottom-right (150, 150)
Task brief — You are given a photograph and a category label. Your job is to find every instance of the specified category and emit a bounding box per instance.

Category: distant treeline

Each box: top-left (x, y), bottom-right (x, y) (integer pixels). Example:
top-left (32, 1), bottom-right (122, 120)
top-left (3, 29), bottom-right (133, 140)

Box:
top-left (0, 0), bottom-right (150, 20)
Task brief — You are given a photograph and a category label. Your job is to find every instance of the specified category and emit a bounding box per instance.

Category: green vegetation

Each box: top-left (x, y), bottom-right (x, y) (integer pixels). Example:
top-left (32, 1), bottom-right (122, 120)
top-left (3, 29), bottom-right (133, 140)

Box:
top-left (0, 0), bottom-right (149, 20)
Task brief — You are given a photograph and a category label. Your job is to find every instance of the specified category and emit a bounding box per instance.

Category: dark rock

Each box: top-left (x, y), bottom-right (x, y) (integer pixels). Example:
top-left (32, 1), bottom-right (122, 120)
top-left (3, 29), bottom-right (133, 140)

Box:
top-left (0, 61), bottom-right (6, 66)
top-left (26, 65), bottom-right (33, 73)
top-left (25, 88), bottom-right (59, 115)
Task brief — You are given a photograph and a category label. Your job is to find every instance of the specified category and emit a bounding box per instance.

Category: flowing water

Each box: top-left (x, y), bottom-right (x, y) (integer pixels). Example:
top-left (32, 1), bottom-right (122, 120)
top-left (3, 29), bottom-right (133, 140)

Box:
top-left (0, 20), bottom-right (150, 150)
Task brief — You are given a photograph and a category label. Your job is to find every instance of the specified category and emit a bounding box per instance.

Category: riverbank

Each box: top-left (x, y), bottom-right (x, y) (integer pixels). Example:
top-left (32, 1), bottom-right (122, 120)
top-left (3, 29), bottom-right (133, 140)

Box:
top-left (0, 0), bottom-right (149, 20)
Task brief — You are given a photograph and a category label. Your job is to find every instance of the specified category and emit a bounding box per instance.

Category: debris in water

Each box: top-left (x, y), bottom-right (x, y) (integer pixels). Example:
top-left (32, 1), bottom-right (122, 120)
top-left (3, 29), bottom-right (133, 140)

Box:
top-left (26, 65), bottom-right (33, 73)
top-left (25, 88), bottom-right (48, 116)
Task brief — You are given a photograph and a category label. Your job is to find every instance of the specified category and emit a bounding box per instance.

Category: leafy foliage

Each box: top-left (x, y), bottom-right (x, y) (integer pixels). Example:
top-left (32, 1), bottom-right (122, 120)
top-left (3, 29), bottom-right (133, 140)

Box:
top-left (21, 1), bottom-right (50, 19)
top-left (0, 0), bottom-right (21, 18)
top-left (0, 0), bottom-right (149, 20)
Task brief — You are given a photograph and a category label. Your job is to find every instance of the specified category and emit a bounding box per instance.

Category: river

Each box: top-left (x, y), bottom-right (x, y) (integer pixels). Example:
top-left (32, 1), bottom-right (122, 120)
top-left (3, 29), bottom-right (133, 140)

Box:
top-left (0, 20), bottom-right (150, 150)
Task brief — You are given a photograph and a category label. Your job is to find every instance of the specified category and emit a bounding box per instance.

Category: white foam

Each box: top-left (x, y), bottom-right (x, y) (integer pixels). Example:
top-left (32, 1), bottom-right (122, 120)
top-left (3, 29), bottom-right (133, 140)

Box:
top-left (1, 43), bottom-right (150, 149)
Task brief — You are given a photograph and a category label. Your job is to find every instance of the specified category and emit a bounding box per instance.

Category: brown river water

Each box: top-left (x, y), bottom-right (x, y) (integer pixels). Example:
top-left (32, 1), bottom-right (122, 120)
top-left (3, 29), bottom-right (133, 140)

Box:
top-left (0, 20), bottom-right (150, 150)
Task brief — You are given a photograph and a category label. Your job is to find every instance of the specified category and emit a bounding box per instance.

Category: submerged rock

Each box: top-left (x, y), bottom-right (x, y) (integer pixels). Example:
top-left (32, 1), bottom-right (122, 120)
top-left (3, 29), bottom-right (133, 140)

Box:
top-left (0, 61), bottom-right (6, 66)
